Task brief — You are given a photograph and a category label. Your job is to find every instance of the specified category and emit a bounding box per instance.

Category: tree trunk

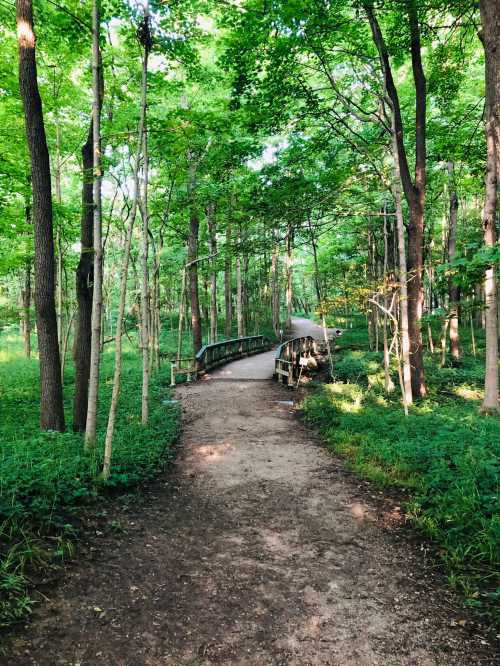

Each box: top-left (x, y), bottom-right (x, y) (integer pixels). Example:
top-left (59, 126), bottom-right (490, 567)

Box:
top-left (224, 222), bottom-right (232, 338)
top-left (139, 10), bottom-right (150, 426)
top-left (207, 202), bottom-right (218, 343)
top-left (236, 242), bottom-right (245, 337)
top-left (285, 226), bottom-right (293, 330)
top-left (479, 0), bottom-right (499, 413)
top-left (16, 0), bottom-right (65, 431)
top-left (365, 0), bottom-right (426, 398)
top-left (271, 231), bottom-right (280, 336)
top-left (72, 124), bottom-right (93, 432)
top-left (85, 0), bottom-right (104, 449)
top-left (392, 124), bottom-right (413, 408)
top-left (187, 151), bottom-right (202, 354)
top-left (22, 260), bottom-right (32, 358)
top-left (447, 161), bottom-right (460, 360)
top-left (102, 15), bottom-right (149, 478)
top-left (383, 211), bottom-right (395, 393)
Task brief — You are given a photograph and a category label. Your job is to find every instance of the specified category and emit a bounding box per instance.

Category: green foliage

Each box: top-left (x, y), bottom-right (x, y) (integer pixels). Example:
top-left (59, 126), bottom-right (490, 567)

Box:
top-left (302, 324), bottom-right (500, 619)
top-left (0, 331), bottom-right (180, 629)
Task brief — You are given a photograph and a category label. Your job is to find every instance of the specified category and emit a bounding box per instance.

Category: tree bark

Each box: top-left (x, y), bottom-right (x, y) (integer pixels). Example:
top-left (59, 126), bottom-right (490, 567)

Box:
top-left (479, 0), bottom-right (499, 413)
top-left (285, 225), bottom-right (294, 331)
top-left (207, 202), bottom-right (218, 343)
top-left (102, 17), bottom-right (149, 478)
top-left (16, 0), bottom-right (65, 431)
top-left (365, 0), bottom-right (426, 398)
top-left (392, 122), bottom-right (413, 408)
top-left (139, 7), bottom-right (150, 425)
top-left (271, 230), bottom-right (280, 336)
top-left (22, 259), bottom-right (32, 358)
top-left (84, 0), bottom-right (104, 448)
top-left (446, 161), bottom-right (460, 360)
top-left (73, 124), bottom-right (94, 432)
top-left (236, 236), bottom-right (245, 337)
top-left (224, 222), bottom-right (232, 338)
top-left (187, 150), bottom-right (202, 354)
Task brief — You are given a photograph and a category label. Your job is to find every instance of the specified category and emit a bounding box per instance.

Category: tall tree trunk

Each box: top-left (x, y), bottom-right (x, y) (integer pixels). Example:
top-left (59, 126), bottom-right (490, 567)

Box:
top-left (365, 0), bottom-right (426, 397)
top-left (85, 0), bottom-right (104, 449)
top-left (72, 125), bottom-right (94, 432)
top-left (236, 238), bottom-right (245, 337)
top-left (16, 0), bottom-right (65, 431)
top-left (207, 202), bottom-right (218, 343)
top-left (271, 230), bottom-right (280, 336)
top-left (224, 222), bottom-right (232, 337)
top-left (479, 0), bottom-right (499, 413)
top-left (285, 225), bottom-right (294, 330)
top-left (392, 123), bottom-right (413, 408)
top-left (447, 161), bottom-right (460, 360)
top-left (139, 7), bottom-right (150, 425)
top-left (383, 210), bottom-right (395, 393)
top-left (22, 259), bottom-right (32, 358)
top-left (102, 17), bottom-right (149, 478)
top-left (187, 150), bottom-right (202, 354)
top-left (55, 121), bottom-right (64, 357)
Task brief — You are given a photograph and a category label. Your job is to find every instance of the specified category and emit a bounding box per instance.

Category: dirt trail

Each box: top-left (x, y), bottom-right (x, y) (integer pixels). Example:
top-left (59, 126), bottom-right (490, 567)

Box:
top-left (4, 322), bottom-right (497, 665)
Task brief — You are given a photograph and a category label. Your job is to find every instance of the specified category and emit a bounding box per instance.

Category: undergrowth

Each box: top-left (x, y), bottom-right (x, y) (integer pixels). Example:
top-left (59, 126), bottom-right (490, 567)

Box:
top-left (302, 317), bottom-right (500, 622)
top-left (0, 328), bottom-right (180, 631)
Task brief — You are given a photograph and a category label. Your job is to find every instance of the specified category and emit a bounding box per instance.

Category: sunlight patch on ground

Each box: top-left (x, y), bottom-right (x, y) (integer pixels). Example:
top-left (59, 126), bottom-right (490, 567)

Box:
top-left (453, 385), bottom-right (483, 401)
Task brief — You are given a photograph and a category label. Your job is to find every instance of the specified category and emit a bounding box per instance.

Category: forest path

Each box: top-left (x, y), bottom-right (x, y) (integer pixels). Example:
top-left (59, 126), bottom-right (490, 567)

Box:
top-left (5, 325), bottom-right (496, 665)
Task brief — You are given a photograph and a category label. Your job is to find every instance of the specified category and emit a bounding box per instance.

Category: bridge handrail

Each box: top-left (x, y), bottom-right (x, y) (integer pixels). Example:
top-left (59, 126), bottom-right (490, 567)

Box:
top-left (195, 335), bottom-right (271, 375)
top-left (275, 335), bottom-right (316, 386)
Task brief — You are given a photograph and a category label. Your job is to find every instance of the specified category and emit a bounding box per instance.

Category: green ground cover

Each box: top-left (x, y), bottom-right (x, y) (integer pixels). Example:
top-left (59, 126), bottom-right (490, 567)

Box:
top-left (302, 316), bottom-right (499, 620)
top-left (0, 327), bottom-right (181, 630)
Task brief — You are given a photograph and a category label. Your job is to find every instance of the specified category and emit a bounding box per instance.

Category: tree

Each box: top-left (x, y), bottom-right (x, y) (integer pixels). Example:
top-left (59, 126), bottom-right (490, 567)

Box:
top-left (478, 0), bottom-right (499, 414)
top-left (16, 0), bottom-right (65, 431)
top-left (84, 0), bottom-right (104, 448)
top-left (363, 0), bottom-right (427, 398)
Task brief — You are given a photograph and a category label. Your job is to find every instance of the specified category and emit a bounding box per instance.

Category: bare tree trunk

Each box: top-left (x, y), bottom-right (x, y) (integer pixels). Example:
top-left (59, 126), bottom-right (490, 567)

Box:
top-left (392, 127), bottom-right (413, 407)
top-left (102, 16), bottom-right (149, 478)
top-left (22, 259), bottom-right (32, 358)
top-left (383, 212), bottom-right (395, 393)
top-left (139, 8), bottom-right (150, 426)
top-left (365, 0), bottom-right (426, 398)
top-left (479, 0), bottom-right (499, 413)
top-left (187, 150), bottom-right (202, 354)
top-left (207, 202), bottom-right (218, 343)
top-left (73, 125), bottom-right (93, 431)
top-left (447, 161), bottom-right (460, 360)
top-left (224, 221), bottom-right (232, 338)
top-left (17, 0), bottom-right (65, 431)
top-left (85, 0), bottom-right (104, 449)
top-left (285, 225), bottom-right (293, 330)
top-left (236, 241), bottom-right (245, 337)
top-left (271, 231), bottom-right (280, 336)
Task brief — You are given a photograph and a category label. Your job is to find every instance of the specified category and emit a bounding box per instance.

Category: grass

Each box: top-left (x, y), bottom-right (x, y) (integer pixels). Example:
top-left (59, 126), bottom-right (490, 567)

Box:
top-left (301, 316), bottom-right (500, 621)
top-left (0, 324), bottom-right (181, 630)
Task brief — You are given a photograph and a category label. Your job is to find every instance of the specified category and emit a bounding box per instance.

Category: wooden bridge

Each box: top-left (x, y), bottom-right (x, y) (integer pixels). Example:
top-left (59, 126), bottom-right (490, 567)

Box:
top-left (169, 323), bottom-right (335, 386)
top-left (170, 334), bottom-right (273, 385)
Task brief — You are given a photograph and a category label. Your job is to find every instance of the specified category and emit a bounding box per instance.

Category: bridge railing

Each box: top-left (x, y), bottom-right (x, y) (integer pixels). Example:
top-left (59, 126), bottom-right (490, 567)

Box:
top-left (195, 335), bottom-right (271, 377)
top-left (275, 335), bottom-right (316, 387)
top-left (169, 335), bottom-right (272, 385)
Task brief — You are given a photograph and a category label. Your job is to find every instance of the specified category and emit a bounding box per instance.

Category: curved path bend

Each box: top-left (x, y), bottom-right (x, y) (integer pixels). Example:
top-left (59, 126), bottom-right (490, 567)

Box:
top-left (4, 319), bottom-right (495, 665)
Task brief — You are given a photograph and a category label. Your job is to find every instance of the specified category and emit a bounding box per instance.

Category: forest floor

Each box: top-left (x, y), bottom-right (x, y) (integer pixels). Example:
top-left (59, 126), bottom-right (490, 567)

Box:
top-left (3, 320), bottom-right (498, 665)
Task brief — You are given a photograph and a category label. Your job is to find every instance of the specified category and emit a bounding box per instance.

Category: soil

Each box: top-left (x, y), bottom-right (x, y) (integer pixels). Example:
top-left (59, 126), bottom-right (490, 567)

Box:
top-left (3, 320), bottom-right (498, 665)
